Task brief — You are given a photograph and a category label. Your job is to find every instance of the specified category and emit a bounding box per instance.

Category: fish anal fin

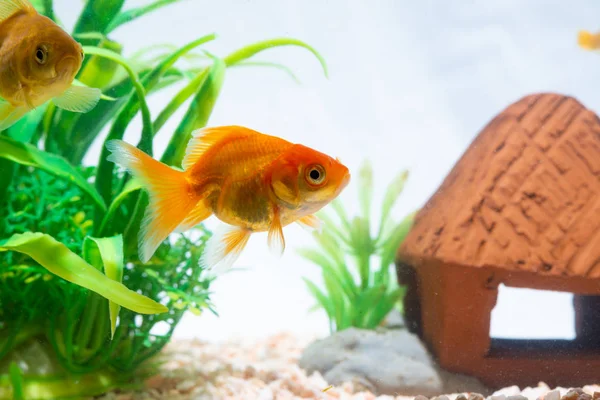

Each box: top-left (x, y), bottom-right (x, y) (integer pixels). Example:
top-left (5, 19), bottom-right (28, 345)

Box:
top-left (296, 214), bottom-right (323, 233)
top-left (52, 85), bottom-right (101, 113)
top-left (105, 139), bottom-right (199, 263)
top-left (0, 0), bottom-right (34, 24)
top-left (181, 125), bottom-right (261, 170)
top-left (174, 200), bottom-right (212, 233)
top-left (267, 209), bottom-right (285, 257)
top-left (200, 223), bottom-right (251, 273)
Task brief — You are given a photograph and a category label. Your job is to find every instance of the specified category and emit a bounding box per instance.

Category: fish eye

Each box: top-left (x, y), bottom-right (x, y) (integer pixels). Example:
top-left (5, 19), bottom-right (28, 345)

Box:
top-left (305, 164), bottom-right (326, 186)
top-left (34, 45), bottom-right (48, 65)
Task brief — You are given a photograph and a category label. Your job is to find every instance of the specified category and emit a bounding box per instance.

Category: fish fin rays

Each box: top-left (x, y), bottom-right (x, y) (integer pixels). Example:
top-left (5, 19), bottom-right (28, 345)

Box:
top-left (267, 211), bottom-right (285, 257)
top-left (0, 100), bottom-right (26, 132)
top-left (181, 125), bottom-right (261, 170)
top-left (105, 139), bottom-right (198, 263)
top-left (200, 223), bottom-right (251, 274)
top-left (174, 201), bottom-right (212, 233)
top-left (0, 0), bottom-right (34, 24)
top-left (53, 84), bottom-right (102, 113)
top-left (296, 214), bottom-right (323, 233)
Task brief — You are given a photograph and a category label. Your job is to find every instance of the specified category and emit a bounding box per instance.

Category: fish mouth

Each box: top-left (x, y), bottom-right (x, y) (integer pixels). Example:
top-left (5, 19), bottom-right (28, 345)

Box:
top-left (56, 56), bottom-right (81, 80)
top-left (341, 170), bottom-right (351, 189)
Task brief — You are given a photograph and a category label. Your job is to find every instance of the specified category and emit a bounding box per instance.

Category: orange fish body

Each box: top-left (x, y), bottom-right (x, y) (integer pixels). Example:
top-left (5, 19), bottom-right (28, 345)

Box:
top-left (106, 125), bottom-right (351, 271)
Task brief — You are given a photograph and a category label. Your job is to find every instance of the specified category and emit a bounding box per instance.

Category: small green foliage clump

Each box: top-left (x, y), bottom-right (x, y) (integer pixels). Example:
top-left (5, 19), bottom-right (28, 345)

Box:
top-left (299, 161), bottom-right (416, 333)
top-left (0, 0), bottom-right (327, 398)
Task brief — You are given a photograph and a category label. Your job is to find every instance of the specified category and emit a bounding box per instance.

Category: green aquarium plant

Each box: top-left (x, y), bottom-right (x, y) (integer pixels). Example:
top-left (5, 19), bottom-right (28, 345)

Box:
top-left (299, 161), bottom-right (416, 333)
top-left (0, 0), bottom-right (328, 398)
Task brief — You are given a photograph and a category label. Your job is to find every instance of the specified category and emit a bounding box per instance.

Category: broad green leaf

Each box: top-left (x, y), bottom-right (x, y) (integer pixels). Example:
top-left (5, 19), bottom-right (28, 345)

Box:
top-left (161, 55), bottom-right (225, 166)
top-left (376, 170), bottom-right (409, 243)
top-left (0, 232), bottom-right (167, 314)
top-left (83, 235), bottom-right (125, 339)
top-left (106, 0), bottom-right (184, 34)
top-left (358, 160), bottom-right (373, 224)
top-left (0, 135), bottom-right (106, 211)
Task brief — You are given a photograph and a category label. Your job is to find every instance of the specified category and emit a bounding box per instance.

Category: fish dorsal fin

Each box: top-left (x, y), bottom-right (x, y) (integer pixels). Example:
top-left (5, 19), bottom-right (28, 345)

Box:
top-left (181, 125), bottom-right (259, 170)
top-left (52, 84), bottom-right (101, 113)
top-left (0, 0), bottom-right (35, 23)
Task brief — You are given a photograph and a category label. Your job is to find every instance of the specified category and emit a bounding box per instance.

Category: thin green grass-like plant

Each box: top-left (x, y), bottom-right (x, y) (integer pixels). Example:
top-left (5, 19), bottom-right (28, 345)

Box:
top-left (299, 161), bottom-right (416, 333)
top-left (0, 0), bottom-right (328, 398)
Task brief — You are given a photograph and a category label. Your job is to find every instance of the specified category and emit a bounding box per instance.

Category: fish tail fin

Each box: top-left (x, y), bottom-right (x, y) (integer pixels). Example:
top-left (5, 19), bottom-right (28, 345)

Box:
top-left (106, 139), bottom-right (210, 262)
top-left (200, 223), bottom-right (252, 274)
top-left (0, 102), bottom-right (27, 132)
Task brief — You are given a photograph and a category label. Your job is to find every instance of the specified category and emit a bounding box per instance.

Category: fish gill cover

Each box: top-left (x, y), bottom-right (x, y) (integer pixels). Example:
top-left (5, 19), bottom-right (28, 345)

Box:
top-left (0, 0), bottom-right (327, 398)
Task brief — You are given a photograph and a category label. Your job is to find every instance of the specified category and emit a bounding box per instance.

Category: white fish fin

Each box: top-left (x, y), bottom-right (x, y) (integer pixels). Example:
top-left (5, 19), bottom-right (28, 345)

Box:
top-left (267, 210), bottom-right (285, 257)
top-left (296, 214), bottom-right (323, 233)
top-left (181, 125), bottom-right (260, 170)
top-left (105, 139), bottom-right (199, 263)
top-left (0, 101), bottom-right (27, 132)
top-left (200, 223), bottom-right (251, 273)
top-left (0, 0), bottom-right (35, 24)
top-left (52, 85), bottom-right (102, 113)
top-left (174, 200), bottom-right (212, 233)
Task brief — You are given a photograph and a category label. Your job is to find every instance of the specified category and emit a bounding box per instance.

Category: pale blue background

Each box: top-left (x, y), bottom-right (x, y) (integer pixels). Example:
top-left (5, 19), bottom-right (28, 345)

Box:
top-left (54, 0), bottom-right (600, 341)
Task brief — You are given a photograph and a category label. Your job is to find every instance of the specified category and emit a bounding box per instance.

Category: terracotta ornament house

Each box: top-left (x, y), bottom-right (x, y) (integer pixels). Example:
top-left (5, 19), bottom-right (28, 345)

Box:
top-left (396, 93), bottom-right (600, 389)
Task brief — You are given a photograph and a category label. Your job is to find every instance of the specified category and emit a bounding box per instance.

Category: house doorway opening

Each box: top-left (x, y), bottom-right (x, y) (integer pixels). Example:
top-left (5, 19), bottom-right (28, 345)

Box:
top-left (490, 284), bottom-right (575, 340)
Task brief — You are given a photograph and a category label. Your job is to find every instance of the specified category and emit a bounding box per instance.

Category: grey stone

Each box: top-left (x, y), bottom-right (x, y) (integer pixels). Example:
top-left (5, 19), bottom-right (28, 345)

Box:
top-left (382, 308), bottom-right (406, 329)
top-left (299, 327), bottom-right (490, 397)
top-left (545, 391), bottom-right (561, 400)
top-left (508, 396), bottom-right (529, 400)
top-left (491, 396), bottom-right (507, 400)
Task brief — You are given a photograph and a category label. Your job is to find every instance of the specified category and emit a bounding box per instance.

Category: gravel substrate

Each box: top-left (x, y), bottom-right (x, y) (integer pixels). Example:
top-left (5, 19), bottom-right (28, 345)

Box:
top-left (95, 333), bottom-right (600, 400)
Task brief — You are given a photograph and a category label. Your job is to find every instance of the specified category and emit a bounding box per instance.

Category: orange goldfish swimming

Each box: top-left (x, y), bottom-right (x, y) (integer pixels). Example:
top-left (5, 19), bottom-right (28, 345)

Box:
top-left (0, 0), bottom-right (101, 131)
top-left (106, 125), bottom-right (351, 271)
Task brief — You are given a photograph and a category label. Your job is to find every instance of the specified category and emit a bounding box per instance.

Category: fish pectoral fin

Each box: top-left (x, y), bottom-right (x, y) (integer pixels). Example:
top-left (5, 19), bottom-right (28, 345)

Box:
top-left (200, 223), bottom-right (251, 274)
top-left (52, 84), bottom-right (102, 113)
top-left (296, 214), bottom-right (323, 233)
top-left (0, 101), bottom-right (26, 132)
top-left (267, 210), bottom-right (285, 257)
top-left (0, 0), bottom-right (35, 24)
top-left (174, 200), bottom-right (212, 233)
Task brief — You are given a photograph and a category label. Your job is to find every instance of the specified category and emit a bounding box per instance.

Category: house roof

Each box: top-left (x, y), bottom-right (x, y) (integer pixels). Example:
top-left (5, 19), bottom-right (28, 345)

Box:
top-left (398, 93), bottom-right (600, 279)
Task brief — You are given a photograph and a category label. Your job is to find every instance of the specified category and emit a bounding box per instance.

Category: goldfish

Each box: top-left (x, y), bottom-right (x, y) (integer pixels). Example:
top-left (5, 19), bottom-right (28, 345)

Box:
top-left (578, 30), bottom-right (600, 50)
top-left (0, 0), bottom-right (101, 131)
top-left (106, 125), bottom-right (351, 271)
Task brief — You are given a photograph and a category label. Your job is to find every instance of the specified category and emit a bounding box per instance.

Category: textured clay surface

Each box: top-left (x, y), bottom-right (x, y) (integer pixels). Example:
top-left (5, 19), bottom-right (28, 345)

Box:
top-left (399, 93), bottom-right (600, 278)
